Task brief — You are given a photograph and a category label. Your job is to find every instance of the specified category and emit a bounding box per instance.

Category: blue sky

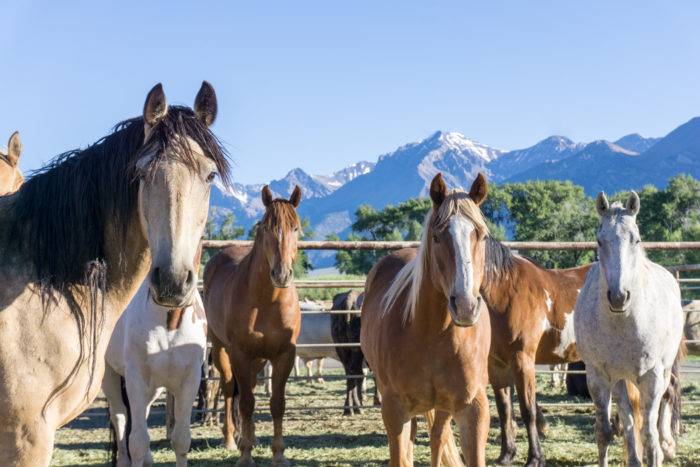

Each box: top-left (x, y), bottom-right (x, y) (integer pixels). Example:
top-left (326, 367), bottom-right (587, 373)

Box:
top-left (2, 1), bottom-right (700, 183)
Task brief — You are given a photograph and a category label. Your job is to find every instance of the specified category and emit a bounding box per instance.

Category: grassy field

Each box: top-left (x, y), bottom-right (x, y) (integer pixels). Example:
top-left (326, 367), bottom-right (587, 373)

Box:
top-left (51, 369), bottom-right (700, 466)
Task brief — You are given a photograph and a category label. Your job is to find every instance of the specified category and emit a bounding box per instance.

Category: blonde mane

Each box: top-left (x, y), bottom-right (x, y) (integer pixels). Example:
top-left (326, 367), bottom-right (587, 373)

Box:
top-left (381, 189), bottom-right (489, 325)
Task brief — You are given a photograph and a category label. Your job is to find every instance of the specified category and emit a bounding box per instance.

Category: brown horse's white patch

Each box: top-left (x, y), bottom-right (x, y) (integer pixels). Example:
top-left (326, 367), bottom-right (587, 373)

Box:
top-left (554, 310), bottom-right (576, 358)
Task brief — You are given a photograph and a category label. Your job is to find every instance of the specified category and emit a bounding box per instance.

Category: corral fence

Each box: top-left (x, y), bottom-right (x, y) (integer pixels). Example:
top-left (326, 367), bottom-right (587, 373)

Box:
top-left (191, 240), bottom-right (700, 416)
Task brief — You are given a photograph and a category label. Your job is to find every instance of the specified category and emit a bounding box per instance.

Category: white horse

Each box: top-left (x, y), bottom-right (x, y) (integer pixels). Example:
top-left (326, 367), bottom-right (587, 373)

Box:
top-left (575, 192), bottom-right (684, 467)
top-left (104, 279), bottom-right (207, 466)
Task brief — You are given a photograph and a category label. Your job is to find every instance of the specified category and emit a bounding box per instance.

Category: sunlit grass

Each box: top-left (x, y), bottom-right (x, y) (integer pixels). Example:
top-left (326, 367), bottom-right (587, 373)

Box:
top-left (52, 369), bottom-right (699, 466)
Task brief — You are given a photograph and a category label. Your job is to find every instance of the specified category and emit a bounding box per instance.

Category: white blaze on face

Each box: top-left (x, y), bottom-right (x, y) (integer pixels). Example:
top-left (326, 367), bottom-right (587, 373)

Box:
top-left (554, 310), bottom-right (576, 358)
top-left (448, 216), bottom-right (475, 298)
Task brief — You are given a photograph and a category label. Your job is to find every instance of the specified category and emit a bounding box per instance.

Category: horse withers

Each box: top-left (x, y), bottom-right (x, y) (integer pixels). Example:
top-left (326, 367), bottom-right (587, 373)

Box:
top-left (104, 244), bottom-right (207, 466)
top-left (361, 173), bottom-right (492, 467)
top-left (0, 131), bottom-right (23, 194)
top-left (0, 82), bottom-right (227, 465)
top-left (204, 185), bottom-right (302, 466)
top-left (575, 192), bottom-right (685, 467)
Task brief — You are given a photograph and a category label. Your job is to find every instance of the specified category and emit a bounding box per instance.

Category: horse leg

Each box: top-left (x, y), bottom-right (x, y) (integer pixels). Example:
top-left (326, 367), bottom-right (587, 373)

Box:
top-left (658, 386), bottom-right (676, 460)
top-left (102, 365), bottom-right (130, 466)
top-left (456, 388), bottom-right (489, 467)
top-left (408, 417), bottom-right (417, 465)
top-left (586, 368), bottom-right (613, 467)
top-left (512, 351), bottom-right (544, 466)
top-left (265, 363), bottom-right (272, 397)
top-left (211, 334), bottom-right (237, 450)
top-left (638, 369), bottom-right (667, 467)
top-left (616, 380), bottom-right (642, 467)
top-left (339, 352), bottom-right (354, 416)
top-left (270, 348), bottom-right (296, 466)
top-left (170, 370), bottom-right (201, 467)
top-left (380, 394), bottom-right (412, 467)
top-left (125, 376), bottom-right (156, 467)
top-left (232, 352), bottom-right (256, 467)
top-left (0, 422), bottom-right (55, 467)
top-left (429, 410), bottom-right (452, 467)
top-left (316, 358), bottom-right (325, 384)
top-left (490, 361), bottom-right (516, 465)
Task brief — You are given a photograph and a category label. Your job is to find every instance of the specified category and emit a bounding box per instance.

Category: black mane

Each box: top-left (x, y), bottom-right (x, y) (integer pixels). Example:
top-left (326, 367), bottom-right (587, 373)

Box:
top-left (8, 105), bottom-right (230, 291)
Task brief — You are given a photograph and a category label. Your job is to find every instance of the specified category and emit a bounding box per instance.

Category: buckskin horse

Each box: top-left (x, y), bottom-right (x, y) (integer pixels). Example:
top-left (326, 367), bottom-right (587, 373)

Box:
top-left (0, 131), bottom-right (24, 194)
top-left (204, 185), bottom-right (303, 466)
top-left (0, 82), bottom-right (228, 465)
top-left (361, 173), bottom-right (492, 467)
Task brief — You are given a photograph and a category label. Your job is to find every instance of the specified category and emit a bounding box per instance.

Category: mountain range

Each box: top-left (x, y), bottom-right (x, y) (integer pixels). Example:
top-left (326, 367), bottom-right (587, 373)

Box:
top-left (211, 115), bottom-right (700, 264)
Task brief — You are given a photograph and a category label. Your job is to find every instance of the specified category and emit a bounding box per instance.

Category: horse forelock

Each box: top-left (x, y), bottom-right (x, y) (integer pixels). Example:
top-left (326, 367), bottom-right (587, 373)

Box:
top-left (381, 189), bottom-right (488, 325)
top-left (260, 200), bottom-right (301, 231)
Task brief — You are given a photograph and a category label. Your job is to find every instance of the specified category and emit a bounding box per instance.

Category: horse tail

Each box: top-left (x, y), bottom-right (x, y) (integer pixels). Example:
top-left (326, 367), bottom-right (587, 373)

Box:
top-left (424, 410), bottom-right (464, 467)
top-left (623, 381), bottom-right (643, 463)
top-left (121, 375), bottom-right (132, 461)
top-left (670, 336), bottom-right (686, 438)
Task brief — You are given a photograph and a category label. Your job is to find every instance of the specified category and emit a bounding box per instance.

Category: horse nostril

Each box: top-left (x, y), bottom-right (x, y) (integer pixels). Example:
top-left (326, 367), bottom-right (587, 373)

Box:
top-left (185, 269), bottom-right (195, 287)
top-left (607, 290), bottom-right (612, 303)
top-left (626, 290), bottom-right (631, 302)
top-left (449, 295), bottom-right (457, 310)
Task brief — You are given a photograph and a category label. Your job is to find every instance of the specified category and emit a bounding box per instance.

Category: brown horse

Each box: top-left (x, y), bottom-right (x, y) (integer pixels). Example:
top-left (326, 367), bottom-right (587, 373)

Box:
top-left (204, 185), bottom-right (302, 466)
top-left (361, 173), bottom-right (492, 467)
top-left (480, 240), bottom-right (591, 465)
top-left (0, 82), bottom-right (228, 465)
top-left (0, 131), bottom-right (24, 194)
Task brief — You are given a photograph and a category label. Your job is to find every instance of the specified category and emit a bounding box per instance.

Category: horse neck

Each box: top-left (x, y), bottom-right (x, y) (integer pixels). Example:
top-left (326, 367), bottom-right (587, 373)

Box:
top-left (103, 212), bottom-right (150, 320)
top-left (480, 257), bottom-right (521, 313)
top-left (246, 239), bottom-right (279, 303)
top-left (412, 264), bottom-right (452, 333)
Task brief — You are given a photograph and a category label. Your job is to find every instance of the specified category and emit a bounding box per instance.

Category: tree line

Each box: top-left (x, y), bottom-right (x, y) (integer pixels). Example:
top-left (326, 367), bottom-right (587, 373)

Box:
top-left (332, 175), bottom-right (700, 274)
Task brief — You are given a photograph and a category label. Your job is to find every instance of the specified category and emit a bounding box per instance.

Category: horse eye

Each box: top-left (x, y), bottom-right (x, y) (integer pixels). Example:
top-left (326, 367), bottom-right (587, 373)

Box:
top-left (432, 234), bottom-right (440, 243)
top-left (206, 171), bottom-right (217, 183)
top-left (596, 239), bottom-right (602, 247)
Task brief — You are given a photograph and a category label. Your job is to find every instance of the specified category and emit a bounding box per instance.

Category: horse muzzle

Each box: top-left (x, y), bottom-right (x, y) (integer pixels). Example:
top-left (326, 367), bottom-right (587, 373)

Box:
top-left (448, 294), bottom-right (482, 327)
top-left (270, 266), bottom-right (294, 289)
top-left (607, 289), bottom-right (631, 313)
top-left (149, 265), bottom-right (196, 307)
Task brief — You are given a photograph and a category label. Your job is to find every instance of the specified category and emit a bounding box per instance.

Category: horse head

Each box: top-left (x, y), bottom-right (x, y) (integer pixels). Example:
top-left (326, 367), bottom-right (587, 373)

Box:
top-left (427, 172), bottom-right (489, 326)
top-left (257, 184), bottom-right (302, 288)
top-left (595, 191), bottom-right (643, 313)
top-left (138, 82), bottom-right (223, 307)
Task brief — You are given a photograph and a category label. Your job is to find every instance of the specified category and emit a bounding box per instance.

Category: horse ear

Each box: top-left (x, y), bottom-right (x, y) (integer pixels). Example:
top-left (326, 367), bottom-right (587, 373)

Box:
top-left (194, 81), bottom-right (217, 127)
top-left (6, 131), bottom-right (21, 167)
top-left (262, 185), bottom-right (274, 208)
top-left (469, 172), bottom-right (488, 206)
top-left (143, 83), bottom-right (168, 127)
top-left (626, 191), bottom-right (640, 216)
top-left (429, 173), bottom-right (447, 206)
top-left (289, 185), bottom-right (302, 208)
top-left (596, 192), bottom-right (609, 217)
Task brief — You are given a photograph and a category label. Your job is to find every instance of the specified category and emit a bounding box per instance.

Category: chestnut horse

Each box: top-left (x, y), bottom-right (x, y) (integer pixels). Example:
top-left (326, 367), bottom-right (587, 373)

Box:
top-left (0, 131), bottom-right (24, 194)
top-left (204, 185), bottom-right (302, 466)
top-left (361, 173), bottom-right (492, 467)
top-left (0, 82), bottom-right (228, 465)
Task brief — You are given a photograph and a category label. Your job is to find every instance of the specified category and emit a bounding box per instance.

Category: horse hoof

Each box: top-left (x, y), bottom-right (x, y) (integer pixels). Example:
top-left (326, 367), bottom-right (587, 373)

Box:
top-left (524, 455), bottom-right (545, 467)
top-left (496, 448), bottom-right (516, 465)
top-left (271, 455), bottom-right (290, 467)
top-left (225, 439), bottom-right (238, 450)
top-left (236, 457), bottom-right (256, 467)
top-left (343, 410), bottom-right (352, 416)
top-left (316, 378), bottom-right (325, 384)
top-left (661, 439), bottom-right (677, 460)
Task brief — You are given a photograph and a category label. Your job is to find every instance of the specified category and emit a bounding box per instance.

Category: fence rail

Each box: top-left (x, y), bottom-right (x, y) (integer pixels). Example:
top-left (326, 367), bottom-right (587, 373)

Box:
top-left (203, 239), bottom-right (700, 251)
